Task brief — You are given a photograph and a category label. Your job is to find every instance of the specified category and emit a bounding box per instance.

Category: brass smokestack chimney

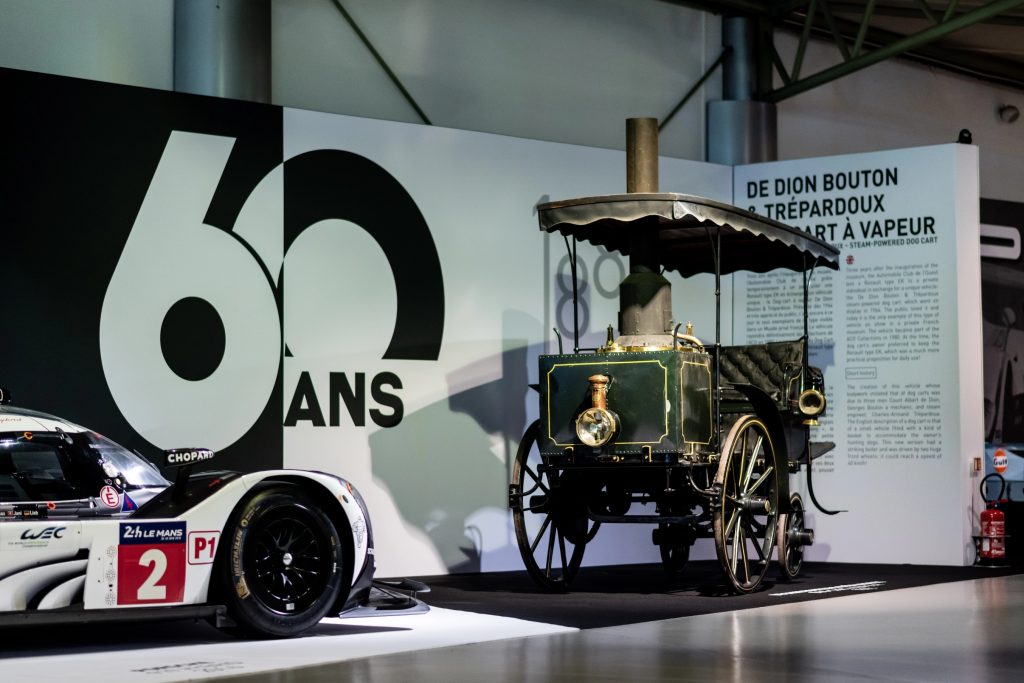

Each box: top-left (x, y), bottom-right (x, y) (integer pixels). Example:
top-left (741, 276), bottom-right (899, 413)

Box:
top-left (618, 118), bottom-right (673, 347)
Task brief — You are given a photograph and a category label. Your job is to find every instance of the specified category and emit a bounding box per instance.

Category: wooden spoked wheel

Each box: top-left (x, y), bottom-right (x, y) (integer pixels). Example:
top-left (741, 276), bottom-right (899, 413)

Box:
top-left (713, 415), bottom-right (780, 594)
top-left (509, 420), bottom-right (598, 591)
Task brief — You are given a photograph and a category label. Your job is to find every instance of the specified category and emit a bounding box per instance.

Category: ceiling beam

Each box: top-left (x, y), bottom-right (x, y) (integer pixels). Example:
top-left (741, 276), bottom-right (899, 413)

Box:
top-left (659, 0), bottom-right (1024, 25)
top-left (816, 2), bottom-right (1024, 25)
top-left (780, 4), bottom-right (1024, 92)
top-left (766, 0), bottom-right (1024, 100)
top-left (657, 0), bottom-right (1024, 97)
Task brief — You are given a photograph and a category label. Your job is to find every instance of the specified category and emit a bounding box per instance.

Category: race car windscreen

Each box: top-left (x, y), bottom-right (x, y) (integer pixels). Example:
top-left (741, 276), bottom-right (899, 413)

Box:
top-left (0, 439), bottom-right (84, 502)
top-left (81, 432), bottom-right (169, 488)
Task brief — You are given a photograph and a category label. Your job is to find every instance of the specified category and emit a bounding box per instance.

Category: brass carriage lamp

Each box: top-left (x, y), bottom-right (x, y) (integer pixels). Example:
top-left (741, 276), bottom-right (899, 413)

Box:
top-left (797, 388), bottom-right (826, 426)
top-left (576, 374), bottom-right (619, 447)
top-left (796, 368), bottom-right (827, 426)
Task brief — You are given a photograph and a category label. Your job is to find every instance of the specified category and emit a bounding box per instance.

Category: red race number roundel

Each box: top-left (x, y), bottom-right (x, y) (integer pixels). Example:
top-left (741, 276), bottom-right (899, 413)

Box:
top-left (99, 485), bottom-right (120, 508)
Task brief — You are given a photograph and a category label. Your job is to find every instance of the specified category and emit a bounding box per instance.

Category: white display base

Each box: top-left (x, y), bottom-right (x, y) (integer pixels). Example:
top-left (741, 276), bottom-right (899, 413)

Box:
top-left (0, 608), bottom-right (574, 683)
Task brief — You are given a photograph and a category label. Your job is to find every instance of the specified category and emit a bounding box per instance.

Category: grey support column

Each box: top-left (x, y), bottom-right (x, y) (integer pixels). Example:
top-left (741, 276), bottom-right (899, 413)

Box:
top-left (174, 0), bottom-right (271, 102)
top-left (706, 16), bottom-right (777, 165)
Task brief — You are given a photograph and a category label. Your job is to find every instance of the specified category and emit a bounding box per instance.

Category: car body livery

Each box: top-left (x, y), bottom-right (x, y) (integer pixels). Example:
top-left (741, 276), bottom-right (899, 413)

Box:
top-left (0, 400), bottom-right (377, 637)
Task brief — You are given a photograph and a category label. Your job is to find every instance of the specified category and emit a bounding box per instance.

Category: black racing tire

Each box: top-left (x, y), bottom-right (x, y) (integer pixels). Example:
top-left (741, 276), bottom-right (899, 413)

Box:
top-left (217, 486), bottom-right (345, 638)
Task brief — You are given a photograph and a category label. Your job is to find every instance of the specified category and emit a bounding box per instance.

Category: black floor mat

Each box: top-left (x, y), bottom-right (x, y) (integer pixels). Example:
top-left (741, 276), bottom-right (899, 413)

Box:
top-left (415, 561), bottom-right (1022, 629)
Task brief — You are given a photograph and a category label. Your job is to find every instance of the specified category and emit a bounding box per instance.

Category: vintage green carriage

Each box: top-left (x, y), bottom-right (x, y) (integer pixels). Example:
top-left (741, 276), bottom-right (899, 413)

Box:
top-left (509, 126), bottom-right (839, 593)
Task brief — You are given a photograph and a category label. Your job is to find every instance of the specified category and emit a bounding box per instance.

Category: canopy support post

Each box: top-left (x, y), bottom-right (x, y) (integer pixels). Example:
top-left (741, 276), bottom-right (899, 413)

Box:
top-left (713, 226), bottom-right (723, 451)
top-left (803, 257), bottom-right (811, 379)
top-left (562, 234), bottom-right (581, 355)
top-left (573, 236), bottom-right (579, 353)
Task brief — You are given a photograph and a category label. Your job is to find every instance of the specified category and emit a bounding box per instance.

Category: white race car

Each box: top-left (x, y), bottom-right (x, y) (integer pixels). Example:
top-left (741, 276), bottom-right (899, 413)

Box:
top-left (0, 392), bottom-right (417, 637)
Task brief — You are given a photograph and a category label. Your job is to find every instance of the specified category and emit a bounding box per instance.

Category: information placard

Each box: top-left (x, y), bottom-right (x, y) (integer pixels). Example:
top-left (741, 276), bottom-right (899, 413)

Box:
top-left (735, 145), bottom-right (983, 565)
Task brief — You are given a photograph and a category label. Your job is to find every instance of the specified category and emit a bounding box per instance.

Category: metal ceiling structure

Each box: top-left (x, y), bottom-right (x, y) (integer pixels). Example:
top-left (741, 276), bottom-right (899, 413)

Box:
top-left (662, 0), bottom-right (1024, 100)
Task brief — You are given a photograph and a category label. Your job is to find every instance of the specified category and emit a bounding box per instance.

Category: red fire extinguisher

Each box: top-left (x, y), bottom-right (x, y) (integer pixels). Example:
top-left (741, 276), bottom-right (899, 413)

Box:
top-left (980, 473), bottom-right (1007, 563)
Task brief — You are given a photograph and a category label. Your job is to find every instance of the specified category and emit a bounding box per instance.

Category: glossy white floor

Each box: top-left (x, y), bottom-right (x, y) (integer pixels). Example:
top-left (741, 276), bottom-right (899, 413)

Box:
top-left (1, 575), bottom-right (1020, 682)
top-left (239, 574), bottom-right (1024, 683)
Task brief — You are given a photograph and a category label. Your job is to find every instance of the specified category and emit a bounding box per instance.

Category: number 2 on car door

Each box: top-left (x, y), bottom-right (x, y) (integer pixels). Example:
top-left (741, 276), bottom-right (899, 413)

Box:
top-left (137, 548), bottom-right (168, 600)
top-left (117, 539), bottom-right (186, 605)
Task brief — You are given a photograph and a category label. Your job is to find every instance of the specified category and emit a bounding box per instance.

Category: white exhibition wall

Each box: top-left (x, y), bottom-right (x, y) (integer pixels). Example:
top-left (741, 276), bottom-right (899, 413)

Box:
top-left (273, 124), bottom-right (984, 573)
top-left (278, 109), bottom-right (732, 575)
top-left (0, 1), bottom-right (1001, 572)
top-left (2, 66), bottom-right (738, 577)
top-left (0, 59), bottom-right (987, 573)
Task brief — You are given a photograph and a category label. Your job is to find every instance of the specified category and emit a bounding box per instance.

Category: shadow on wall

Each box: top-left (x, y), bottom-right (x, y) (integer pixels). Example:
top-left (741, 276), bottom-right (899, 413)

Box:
top-left (368, 312), bottom-right (542, 573)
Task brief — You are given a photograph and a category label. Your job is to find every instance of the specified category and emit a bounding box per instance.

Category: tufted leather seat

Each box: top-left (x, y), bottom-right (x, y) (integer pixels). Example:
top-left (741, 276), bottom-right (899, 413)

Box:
top-left (713, 340), bottom-right (803, 408)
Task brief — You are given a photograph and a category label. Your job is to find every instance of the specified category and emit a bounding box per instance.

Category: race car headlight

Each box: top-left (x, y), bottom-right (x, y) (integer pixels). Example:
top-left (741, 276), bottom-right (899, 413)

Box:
top-left (576, 407), bottom-right (618, 447)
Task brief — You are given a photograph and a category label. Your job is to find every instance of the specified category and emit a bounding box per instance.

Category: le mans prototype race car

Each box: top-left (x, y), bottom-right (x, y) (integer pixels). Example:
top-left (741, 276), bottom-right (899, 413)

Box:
top-left (0, 390), bottom-right (421, 637)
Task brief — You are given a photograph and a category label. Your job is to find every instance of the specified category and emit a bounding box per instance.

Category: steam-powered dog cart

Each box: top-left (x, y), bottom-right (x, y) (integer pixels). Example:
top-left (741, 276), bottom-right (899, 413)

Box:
top-left (509, 120), bottom-right (840, 594)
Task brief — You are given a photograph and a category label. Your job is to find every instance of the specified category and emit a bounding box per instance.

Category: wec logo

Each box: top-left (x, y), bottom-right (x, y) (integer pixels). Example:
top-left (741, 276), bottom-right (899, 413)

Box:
top-left (20, 526), bottom-right (65, 540)
top-left (100, 131), bottom-right (444, 452)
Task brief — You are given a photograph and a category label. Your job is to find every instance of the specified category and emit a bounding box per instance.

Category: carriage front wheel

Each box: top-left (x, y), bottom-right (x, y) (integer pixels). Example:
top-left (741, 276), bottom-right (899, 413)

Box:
top-left (713, 415), bottom-right (780, 594)
top-left (510, 420), bottom-right (598, 591)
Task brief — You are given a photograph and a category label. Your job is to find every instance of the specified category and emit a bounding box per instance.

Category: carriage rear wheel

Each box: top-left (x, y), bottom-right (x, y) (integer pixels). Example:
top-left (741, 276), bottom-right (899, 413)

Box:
top-left (778, 492), bottom-right (809, 579)
top-left (713, 415), bottom-right (780, 594)
top-left (510, 420), bottom-right (598, 591)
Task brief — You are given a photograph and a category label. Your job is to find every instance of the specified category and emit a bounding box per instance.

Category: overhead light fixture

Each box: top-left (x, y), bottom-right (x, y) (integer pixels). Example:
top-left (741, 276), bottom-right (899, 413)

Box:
top-left (999, 105), bottom-right (1020, 123)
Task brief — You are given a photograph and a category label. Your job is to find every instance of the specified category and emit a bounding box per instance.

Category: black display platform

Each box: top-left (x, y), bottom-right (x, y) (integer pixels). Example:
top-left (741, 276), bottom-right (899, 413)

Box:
top-left (414, 560), bottom-right (1022, 629)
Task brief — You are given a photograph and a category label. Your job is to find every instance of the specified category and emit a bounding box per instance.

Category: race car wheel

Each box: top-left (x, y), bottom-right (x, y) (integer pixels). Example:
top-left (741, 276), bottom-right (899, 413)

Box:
top-left (510, 420), bottom-right (598, 592)
top-left (713, 415), bottom-right (780, 594)
top-left (219, 486), bottom-right (345, 638)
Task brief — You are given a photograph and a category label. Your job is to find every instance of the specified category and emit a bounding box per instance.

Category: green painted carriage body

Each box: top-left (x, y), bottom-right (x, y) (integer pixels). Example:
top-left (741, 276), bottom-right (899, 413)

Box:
top-left (538, 349), bottom-right (714, 459)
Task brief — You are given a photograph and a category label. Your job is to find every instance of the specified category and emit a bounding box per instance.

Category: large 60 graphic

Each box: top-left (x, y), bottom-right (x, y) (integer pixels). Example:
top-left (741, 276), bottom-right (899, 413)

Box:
top-left (100, 131), bottom-right (444, 451)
